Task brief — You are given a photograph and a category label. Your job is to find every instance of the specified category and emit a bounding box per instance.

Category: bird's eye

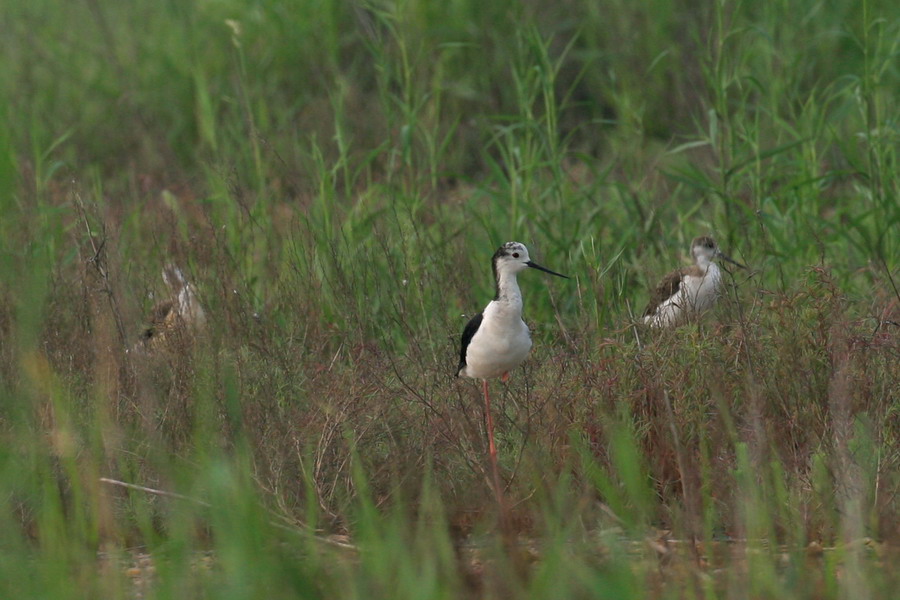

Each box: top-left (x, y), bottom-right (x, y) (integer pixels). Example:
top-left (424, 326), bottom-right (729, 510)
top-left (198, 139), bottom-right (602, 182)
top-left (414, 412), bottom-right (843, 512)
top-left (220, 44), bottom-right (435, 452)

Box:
top-left (512, 253), bottom-right (520, 258)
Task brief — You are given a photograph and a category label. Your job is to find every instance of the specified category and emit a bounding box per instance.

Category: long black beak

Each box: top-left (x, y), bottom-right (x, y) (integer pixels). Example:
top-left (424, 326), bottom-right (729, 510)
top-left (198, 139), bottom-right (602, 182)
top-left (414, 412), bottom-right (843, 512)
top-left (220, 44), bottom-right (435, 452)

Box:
top-left (717, 251), bottom-right (746, 269)
top-left (526, 260), bottom-right (569, 279)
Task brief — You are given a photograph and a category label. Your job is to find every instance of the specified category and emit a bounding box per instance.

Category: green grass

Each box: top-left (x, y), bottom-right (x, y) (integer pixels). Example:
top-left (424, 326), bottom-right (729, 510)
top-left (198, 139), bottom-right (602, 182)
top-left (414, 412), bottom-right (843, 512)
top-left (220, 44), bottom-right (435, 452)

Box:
top-left (1, 0), bottom-right (899, 597)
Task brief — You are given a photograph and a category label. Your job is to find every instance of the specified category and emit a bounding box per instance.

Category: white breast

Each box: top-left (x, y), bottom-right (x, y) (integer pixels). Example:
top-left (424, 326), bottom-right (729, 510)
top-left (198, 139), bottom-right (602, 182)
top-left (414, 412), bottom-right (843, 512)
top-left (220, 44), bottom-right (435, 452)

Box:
top-left (461, 300), bottom-right (533, 380)
top-left (644, 263), bottom-right (722, 328)
top-left (682, 263), bottom-right (722, 313)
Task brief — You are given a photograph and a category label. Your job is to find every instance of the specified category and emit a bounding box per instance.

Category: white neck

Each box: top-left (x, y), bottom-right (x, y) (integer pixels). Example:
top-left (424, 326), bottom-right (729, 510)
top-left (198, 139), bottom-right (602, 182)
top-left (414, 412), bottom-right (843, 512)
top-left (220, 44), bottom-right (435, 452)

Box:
top-left (696, 254), bottom-right (713, 270)
top-left (495, 270), bottom-right (523, 309)
top-left (700, 260), bottom-right (721, 284)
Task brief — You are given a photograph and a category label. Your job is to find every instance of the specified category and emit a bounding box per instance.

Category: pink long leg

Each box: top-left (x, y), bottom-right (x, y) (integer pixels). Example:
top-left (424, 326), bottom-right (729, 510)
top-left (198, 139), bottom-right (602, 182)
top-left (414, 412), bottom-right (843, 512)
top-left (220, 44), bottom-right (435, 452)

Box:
top-left (483, 379), bottom-right (504, 510)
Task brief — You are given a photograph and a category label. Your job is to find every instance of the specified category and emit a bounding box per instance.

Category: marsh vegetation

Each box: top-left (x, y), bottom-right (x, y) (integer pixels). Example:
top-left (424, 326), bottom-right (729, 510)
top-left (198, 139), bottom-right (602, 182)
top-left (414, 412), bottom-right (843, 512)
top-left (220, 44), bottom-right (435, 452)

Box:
top-left (0, 0), bottom-right (898, 597)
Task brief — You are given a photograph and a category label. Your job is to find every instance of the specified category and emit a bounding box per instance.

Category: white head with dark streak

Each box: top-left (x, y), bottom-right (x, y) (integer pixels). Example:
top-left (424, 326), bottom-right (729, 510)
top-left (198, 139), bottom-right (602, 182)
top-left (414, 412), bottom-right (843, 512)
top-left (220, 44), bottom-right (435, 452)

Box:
top-left (691, 236), bottom-right (744, 269)
top-left (490, 242), bottom-right (567, 298)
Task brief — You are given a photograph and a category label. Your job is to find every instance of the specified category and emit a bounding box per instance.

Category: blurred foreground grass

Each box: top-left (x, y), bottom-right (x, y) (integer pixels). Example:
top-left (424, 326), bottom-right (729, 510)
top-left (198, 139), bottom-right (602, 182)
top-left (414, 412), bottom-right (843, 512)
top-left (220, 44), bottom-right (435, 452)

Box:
top-left (0, 0), bottom-right (898, 597)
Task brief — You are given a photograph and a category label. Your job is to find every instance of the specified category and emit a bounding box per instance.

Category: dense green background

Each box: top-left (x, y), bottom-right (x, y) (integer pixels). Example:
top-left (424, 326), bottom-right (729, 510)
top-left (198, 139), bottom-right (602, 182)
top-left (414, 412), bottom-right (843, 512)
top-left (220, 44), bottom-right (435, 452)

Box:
top-left (1, 0), bottom-right (898, 598)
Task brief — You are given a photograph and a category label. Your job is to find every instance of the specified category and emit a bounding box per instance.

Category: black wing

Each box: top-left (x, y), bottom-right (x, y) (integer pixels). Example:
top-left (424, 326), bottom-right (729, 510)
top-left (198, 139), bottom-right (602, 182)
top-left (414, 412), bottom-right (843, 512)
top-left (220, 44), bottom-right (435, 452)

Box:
top-left (456, 312), bottom-right (483, 376)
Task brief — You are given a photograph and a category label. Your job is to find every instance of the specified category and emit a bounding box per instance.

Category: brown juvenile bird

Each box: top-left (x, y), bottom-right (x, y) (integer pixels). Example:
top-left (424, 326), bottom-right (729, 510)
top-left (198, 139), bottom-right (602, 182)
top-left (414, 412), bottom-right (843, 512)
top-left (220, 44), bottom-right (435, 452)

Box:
top-left (140, 265), bottom-right (206, 351)
top-left (643, 236), bottom-right (744, 328)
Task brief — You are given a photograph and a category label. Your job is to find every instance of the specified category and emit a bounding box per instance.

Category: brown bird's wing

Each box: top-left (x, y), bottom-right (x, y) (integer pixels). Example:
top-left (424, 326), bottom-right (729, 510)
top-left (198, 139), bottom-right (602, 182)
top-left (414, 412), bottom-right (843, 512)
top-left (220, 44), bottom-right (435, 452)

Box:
top-left (643, 268), bottom-right (687, 317)
top-left (142, 299), bottom-right (175, 340)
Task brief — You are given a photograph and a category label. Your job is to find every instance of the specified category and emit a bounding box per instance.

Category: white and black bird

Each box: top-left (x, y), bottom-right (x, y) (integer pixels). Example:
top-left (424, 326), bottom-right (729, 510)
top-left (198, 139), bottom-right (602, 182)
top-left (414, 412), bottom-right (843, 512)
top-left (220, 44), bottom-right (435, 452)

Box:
top-left (642, 236), bottom-right (744, 328)
top-left (456, 242), bottom-right (568, 495)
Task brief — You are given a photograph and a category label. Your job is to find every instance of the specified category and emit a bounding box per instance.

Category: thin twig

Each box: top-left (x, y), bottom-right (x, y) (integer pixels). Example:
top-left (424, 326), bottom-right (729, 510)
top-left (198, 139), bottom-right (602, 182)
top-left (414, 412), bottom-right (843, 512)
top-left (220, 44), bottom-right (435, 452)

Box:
top-left (880, 256), bottom-right (900, 305)
top-left (99, 477), bottom-right (211, 506)
top-left (72, 187), bottom-right (129, 348)
top-left (625, 299), bottom-right (644, 353)
top-left (99, 477), bottom-right (358, 551)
